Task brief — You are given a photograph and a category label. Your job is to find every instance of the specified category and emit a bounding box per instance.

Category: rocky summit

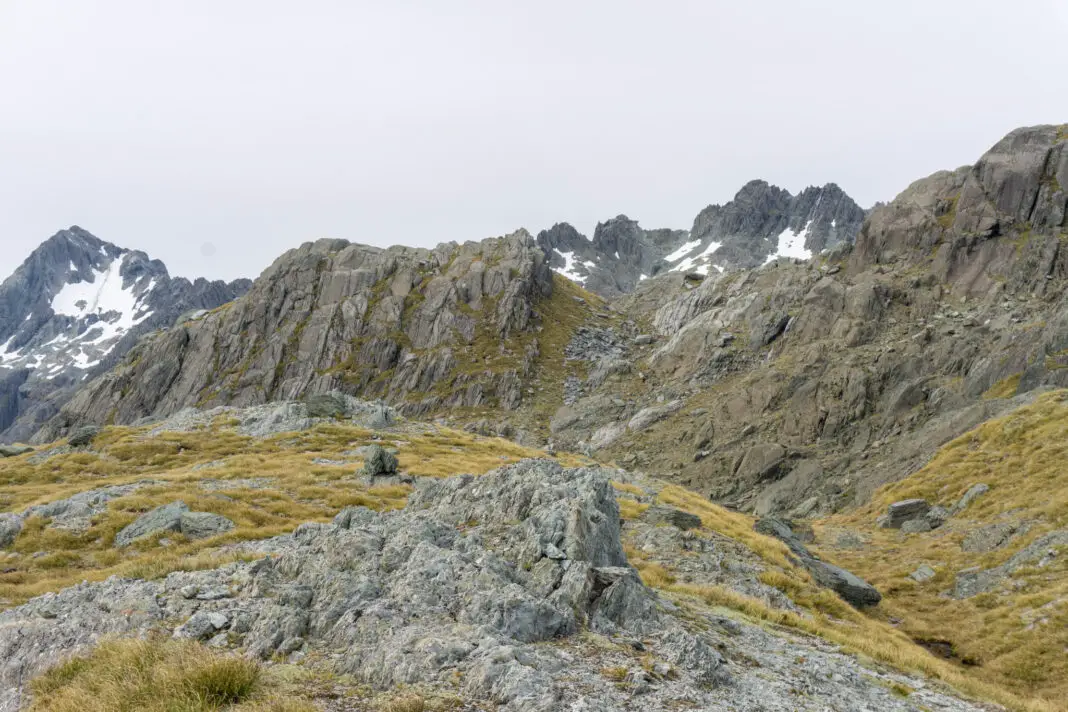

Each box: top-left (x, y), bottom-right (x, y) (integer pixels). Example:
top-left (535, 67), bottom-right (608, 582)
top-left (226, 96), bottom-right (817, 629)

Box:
top-left (0, 227), bottom-right (249, 444)
top-left (2, 123), bottom-right (1068, 711)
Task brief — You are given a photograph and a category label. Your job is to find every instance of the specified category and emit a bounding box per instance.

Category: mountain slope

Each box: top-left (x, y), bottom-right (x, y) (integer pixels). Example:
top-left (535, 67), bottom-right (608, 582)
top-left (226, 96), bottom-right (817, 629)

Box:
top-left (545, 124), bottom-right (1068, 517)
top-left (0, 227), bottom-right (250, 443)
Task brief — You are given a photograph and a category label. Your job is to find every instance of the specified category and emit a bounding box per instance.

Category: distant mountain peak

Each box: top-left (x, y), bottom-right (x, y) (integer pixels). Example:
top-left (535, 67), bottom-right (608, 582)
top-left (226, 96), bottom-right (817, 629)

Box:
top-left (0, 227), bottom-right (249, 443)
top-left (535, 181), bottom-right (865, 297)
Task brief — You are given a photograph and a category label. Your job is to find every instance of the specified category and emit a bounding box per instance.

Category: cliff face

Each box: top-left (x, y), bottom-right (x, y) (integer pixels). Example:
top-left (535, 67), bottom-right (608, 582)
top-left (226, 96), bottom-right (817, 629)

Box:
top-left (0, 227), bottom-right (249, 443)
top-left (852, 124), bottom-right (1068, 297)
top-left (37, 231), bottom-right (562, 441)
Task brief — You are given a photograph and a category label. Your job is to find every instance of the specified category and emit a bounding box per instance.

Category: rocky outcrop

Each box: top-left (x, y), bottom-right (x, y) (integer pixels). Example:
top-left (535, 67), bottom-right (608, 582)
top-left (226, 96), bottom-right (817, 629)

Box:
top-left (851, 124), bottom-right (1068, 297)
top-left (0, 227), bottom-right (250, 443)
top-left (953, 529), bottom-right (1068, 599)
top-left (36, 232), bottom-right (555, 442)
top-left (359, 444), bottom-right (398, 478)
top-left (0, 460), bottom-right (985, 712)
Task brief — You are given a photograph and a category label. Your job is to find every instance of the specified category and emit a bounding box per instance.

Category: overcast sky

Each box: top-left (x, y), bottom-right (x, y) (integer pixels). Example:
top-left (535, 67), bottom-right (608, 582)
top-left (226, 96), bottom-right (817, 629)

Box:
top-left (2, 0), bottom-right (1067, 282)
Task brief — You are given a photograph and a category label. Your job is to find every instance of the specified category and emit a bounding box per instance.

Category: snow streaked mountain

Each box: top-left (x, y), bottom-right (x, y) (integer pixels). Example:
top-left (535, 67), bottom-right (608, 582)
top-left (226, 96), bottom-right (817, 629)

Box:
top-left (0, 227), bottom-right (251, 443)
top-left (534, 182), bottom-right (865, 297)
top-left (677, 181), bottom-right (865, 272)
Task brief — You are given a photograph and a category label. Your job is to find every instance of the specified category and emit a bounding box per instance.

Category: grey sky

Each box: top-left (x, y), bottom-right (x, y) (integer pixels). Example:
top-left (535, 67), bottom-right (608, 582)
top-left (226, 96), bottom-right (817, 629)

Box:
top-left (2, 0), bottom-right (1067, 282)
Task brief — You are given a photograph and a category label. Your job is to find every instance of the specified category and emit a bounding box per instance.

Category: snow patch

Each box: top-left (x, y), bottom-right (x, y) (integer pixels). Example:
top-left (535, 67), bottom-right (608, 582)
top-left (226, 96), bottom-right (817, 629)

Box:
top-left (670, 240), bottom-right (722, 275)
top-left (0, 336), bottom-right (18, 365)
top-left (664, 239), bottom-right (702, 263)
top-left (764, 221), bottom-right (813, 264)
top-left (552, 250), bottom-right (596, 284)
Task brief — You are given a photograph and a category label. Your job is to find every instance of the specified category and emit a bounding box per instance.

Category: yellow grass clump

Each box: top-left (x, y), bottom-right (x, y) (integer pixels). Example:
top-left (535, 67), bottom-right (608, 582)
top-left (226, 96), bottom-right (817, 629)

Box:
top-left (29, 637), bottom-right (315, 712)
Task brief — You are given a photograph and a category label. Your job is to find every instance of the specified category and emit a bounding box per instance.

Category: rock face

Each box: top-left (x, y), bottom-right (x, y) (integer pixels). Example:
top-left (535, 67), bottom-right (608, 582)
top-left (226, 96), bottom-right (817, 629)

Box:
top-left (37, 231), bottom-right (555, 441)
top-left (0, 460), bottom-right (985, 712)
top-left (0, 227), bottom-right (250, 443)
top-left (536, 183), bottom-right (865, 297)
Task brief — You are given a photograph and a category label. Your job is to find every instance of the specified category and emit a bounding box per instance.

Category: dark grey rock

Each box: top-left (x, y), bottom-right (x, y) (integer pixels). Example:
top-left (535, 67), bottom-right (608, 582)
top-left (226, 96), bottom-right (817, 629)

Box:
top-left (755, 517), bottom-right (881, 607)
top-left (642, 506), bottom-right (702, 531)
top-left (178, 512), bottom-right (235, 540)
top-left (114, 501), bottom-right (189, 547)
top-left (878, 499), bottom-right (930, 529)
top-left (66, 425), bottom-right (100, 448)
top-left (0, 445), bottom-right (32, 458)
top-left (807, 560), bottom-right (883, 608)
top-left (359, 444), bottom-right (398, 478)
top-left (0, 514), bottom-right (22, 548)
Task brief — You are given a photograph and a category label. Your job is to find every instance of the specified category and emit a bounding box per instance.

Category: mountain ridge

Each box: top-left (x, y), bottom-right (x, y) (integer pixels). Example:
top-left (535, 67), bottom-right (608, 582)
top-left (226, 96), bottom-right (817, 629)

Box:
top-left (536, 180), bottom-right (867, 297)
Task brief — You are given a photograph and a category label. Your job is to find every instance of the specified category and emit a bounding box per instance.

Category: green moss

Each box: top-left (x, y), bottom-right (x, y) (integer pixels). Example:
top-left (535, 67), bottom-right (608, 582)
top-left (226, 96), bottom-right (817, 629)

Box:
top-left (937, 192), bottom-right (960, 230)
top-left (983, 373), bottom-right (1022, 400)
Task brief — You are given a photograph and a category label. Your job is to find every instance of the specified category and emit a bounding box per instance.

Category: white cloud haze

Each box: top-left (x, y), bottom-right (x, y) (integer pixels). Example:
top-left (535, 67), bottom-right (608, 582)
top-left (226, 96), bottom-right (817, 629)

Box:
top-left (1, 0), bottom-right (1066, 281)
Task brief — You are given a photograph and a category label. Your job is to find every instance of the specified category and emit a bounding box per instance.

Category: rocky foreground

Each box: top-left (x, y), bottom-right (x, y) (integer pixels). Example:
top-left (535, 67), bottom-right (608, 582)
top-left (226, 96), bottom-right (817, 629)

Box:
top-left (0, 459), bottom-right (987, 711)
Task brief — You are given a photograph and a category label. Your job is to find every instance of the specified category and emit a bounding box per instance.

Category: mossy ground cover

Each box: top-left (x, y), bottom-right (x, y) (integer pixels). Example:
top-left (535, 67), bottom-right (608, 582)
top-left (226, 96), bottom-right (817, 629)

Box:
top-left (0, 419), bottom-right (586, 607)
top-left (812, 389), bottom-right (1068, 708)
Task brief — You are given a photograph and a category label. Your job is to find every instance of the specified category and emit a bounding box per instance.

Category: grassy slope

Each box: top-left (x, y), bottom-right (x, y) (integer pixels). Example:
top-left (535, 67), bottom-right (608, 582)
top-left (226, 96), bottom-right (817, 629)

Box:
top-left (813, 390), bottom-right (1068, 707)
top-left (0, 420), bottom-right (587, 607)
top-left (613, 483), bottom-right (1058, 712)
top-left (4, 410), bottom-right (1057, 711)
